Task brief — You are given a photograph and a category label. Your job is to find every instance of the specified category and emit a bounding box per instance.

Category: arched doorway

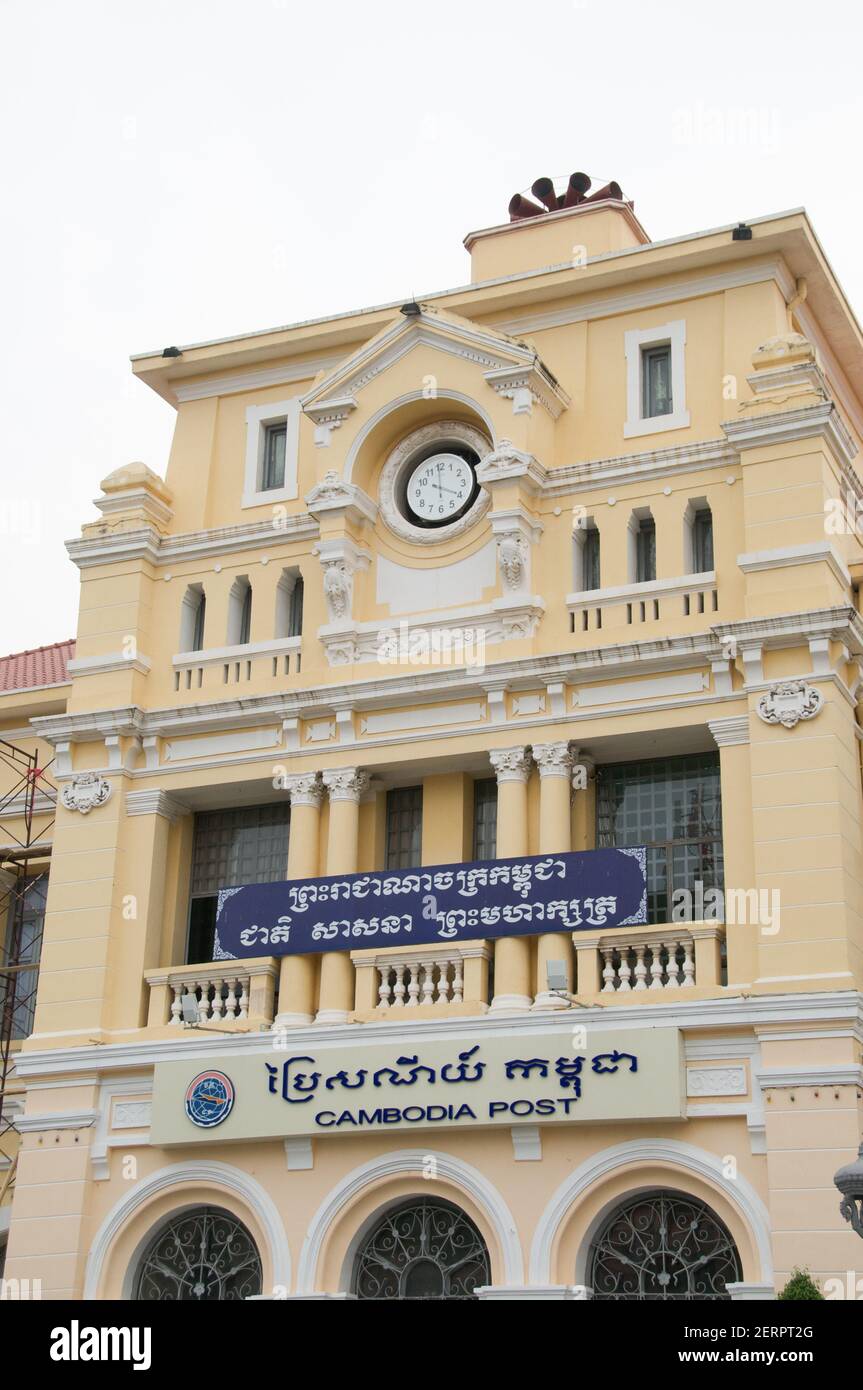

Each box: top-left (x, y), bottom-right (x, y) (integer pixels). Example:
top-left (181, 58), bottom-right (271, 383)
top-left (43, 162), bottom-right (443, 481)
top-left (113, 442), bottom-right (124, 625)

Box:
top-left (352, 1197), bottom-right (490, 1300)
top-left (132, 1205), bottom-right (262, 1301)
top-left (587, 1189), bottom-right (742, 1300)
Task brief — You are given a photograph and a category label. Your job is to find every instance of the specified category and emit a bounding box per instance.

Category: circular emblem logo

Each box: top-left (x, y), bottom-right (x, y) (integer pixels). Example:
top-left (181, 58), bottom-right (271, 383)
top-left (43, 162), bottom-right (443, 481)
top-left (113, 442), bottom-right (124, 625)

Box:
top-left (184, 1070), bottom-right (235, 1129)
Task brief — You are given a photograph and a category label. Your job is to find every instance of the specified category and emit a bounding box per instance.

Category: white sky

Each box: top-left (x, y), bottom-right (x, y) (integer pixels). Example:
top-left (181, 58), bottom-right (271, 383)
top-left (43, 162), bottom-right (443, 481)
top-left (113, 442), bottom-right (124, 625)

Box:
top-left (1, 0), bottom-right (861, 656)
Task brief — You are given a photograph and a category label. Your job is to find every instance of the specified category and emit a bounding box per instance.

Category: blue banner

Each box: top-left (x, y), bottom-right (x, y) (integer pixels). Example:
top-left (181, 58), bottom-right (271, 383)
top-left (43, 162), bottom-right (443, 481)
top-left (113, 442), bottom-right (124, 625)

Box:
top-left (213, 848), bottom-right (647, 959)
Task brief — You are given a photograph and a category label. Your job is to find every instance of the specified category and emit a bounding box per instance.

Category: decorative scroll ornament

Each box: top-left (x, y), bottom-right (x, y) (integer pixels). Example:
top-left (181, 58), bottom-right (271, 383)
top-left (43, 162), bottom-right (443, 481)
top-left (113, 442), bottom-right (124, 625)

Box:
top-left (60, 772), bottom-right (112, 815)
top-left (306, 469), bottom-right (352, 507)
top-left (497, 531), bottom-right (527, 590)
top-left (322, 560), bottom-right (352, 620)
top-left (756, 679), bottom-right (823, 730)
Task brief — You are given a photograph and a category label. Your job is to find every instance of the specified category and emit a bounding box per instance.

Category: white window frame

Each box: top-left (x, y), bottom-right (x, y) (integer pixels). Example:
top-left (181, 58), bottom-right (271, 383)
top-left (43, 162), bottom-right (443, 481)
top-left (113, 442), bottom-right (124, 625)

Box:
top-left (243, 397), bottom-right (301, 508)
top-left (624, 320), bottom-right (690, 439)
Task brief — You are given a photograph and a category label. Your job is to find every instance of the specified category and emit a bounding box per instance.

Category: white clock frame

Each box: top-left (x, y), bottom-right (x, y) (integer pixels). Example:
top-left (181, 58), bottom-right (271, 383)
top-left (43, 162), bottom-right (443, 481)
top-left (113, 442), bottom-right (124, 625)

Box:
top-left (378, 420), bottom-right (491, 544)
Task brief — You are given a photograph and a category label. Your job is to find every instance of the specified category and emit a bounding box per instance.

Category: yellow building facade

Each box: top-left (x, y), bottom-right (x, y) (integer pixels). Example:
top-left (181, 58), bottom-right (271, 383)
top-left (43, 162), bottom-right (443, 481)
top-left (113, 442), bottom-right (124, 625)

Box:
top-left (4, 177), bottom-right (863, 1301)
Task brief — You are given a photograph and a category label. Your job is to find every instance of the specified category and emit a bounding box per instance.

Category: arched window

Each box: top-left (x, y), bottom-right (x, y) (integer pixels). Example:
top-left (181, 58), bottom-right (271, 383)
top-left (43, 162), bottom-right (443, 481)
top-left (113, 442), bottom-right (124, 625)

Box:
top-left (227, 576), bottom-right (252, 646)
top-left (133, 1206), bottom-right (262, 1301)
top-left (573, 517), bottom-right (601, 591)
top-left (587, 1189), bottom-right (741, 1300)
top-left (684, 499), bottom-right (714, 574)
top-left (275, 568), bottom-right (304, 639)
top-left (179, 584), bottom-right (206, 652)
top-left (352, 1198), bottom-right (490, 1300)
top-left (628, 509), bottom-right (656, 583)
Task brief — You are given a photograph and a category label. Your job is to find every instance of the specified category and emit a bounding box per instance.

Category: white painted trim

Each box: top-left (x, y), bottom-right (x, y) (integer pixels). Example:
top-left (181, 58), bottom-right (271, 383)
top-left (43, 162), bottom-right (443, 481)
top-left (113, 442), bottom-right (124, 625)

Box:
top-left (623, 320), bottom-right (690, 438)
top-left (175, 355), bottom-right (342, 403)
top-left (67, 652), bottom-right (152, 678)
top-left (529, 1138), bottom-right (774, 1286)
top-left (568, 571), bottom-right (715, 610)
top-left (737, 541), bottom-right (851, 588)
top-left (83, 1160), bottom-right (291, 1299)
top-left (242, 397), bottom-right (301, 508)
top-left (295, 1148), bottom-right (523, 1293)
top-left (173, 636), bottom-right (301, 670)
top-left (14, 991), bottom-right (863, 1083)
top-left (755, 1064), bottom-right (863, 1089)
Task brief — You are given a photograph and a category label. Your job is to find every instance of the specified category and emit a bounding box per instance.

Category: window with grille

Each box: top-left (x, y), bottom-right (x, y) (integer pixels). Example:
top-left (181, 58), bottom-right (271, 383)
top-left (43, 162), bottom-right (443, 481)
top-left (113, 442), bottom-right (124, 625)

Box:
top-left (187, 804), bottom-right (290, 962)
top-left (595, 753), bottom-right (723, 925)
top-left (1, 875), bottom-right (47, 1040)
top-left (385, 787), bottom-right (422, 870)
top-left (472, 778), bottom-right (497, 861)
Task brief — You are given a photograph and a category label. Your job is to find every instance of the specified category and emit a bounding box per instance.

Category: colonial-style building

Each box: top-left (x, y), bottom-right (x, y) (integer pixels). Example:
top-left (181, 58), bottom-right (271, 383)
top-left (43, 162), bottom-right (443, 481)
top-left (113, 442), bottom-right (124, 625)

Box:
top-left (3, 173), bottom-right (863, 1300)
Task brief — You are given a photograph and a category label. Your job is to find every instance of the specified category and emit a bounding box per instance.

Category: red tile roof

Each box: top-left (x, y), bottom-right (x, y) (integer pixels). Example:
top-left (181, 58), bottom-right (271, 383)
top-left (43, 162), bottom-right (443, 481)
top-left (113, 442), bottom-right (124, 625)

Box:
top-left (0, 640), bottom-right (75, 693)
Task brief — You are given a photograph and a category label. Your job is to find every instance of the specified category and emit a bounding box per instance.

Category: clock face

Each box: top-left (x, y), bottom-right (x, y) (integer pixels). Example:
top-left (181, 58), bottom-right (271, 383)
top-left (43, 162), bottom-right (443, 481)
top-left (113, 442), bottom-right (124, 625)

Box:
top-left (405, 451), bottom-right (477, 527)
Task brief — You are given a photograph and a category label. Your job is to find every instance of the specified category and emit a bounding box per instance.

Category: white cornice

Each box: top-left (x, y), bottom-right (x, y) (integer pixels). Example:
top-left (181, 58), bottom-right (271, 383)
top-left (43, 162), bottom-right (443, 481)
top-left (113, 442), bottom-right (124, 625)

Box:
top-left (67, 651), bottom-right (152, 678)
top-left (723, 400), bottom-right (858, 468)
top-left (67, 514), bottom-right (320, 570)
top-left (736, 541), bottom-right (851, 589)
top-left (173, 354), bottom-right (343, 403)
top-left (12, 990), bottom-right (863, 1082)
top-left (568, 571), bottom-right (715, 611)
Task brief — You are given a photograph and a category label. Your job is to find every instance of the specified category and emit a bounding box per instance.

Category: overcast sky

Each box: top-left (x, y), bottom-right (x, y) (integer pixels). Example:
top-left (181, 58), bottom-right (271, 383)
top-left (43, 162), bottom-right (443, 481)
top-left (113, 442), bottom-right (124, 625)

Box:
top-left (1, 0), bottom-right (861, 655)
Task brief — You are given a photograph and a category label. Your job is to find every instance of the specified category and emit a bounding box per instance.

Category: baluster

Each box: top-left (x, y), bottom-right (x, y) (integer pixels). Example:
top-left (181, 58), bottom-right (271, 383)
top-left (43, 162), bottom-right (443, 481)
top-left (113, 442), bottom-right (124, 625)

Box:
top-left (665, 943), bottom-right (681, 988)
top-left (169, 984), bottom-right (183, 1025)
top-left (633, 945), bottom-right (648, 990)
top-left (649, 946), bottom-right (665, 990)
top-left (210, 979), bottom-right (225, 1020)
top-left (617, 949), bottom-right (632, 992)
top-left (393, 963), bottom-right (407, 1007)
top-left (194, 982), bottom-right (210, 1021)
top-left (224, 978), bottom-right (238, 1019)
top-left (601, 947), bottom-right (616, 992)
top-left (436, 962), bottom-right (451, 1005)
top-left (420, 961), bottom-right (435, 1005)
top-left (237, 976), bottom-right (249, 1019)
top-left (681, 938), bottom-right (696, 987)
top-left (377, 967), bottom-right (391, 1010)
top-left (405, 963), bottom-right (420, 1006)
top-left (451, 957), bottom-right (463, 1005)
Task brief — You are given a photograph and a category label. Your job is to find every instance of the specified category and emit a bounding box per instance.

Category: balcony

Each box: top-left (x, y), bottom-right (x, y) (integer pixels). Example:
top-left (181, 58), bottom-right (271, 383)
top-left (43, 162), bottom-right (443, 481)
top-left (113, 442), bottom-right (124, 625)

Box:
top-left (352, 942), bottom-right (492, 1022)
top-left (567, 572), bottom-right (717, 640)
top-left (145, 958), bottom-right (278, 1032)
top-left (173, 636), bottom-right (302, 694)
top-left (572, 923), bottom-right (725, 1001)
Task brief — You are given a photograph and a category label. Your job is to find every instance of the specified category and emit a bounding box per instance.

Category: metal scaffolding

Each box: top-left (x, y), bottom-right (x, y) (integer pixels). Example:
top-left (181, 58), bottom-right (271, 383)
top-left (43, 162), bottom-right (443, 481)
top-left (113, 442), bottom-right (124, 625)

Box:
top-left (0, 737), bottom-right (56, 1201)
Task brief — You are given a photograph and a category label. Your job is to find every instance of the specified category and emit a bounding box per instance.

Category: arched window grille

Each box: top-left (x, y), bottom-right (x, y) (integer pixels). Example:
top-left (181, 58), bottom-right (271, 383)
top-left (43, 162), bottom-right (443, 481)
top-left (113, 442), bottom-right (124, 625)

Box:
top-left (587, 1189), bottom-right (742, 1300)
top-left (353, 1198), bottom-right (490, 1300)
top-left (133, 1206), bottom-right (262, 1301)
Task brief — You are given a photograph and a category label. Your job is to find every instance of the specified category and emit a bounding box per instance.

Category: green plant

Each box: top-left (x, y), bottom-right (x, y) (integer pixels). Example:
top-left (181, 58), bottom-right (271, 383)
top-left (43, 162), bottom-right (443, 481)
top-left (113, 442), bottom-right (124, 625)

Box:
top-left (778, 1268), bottom-right (824, 1300)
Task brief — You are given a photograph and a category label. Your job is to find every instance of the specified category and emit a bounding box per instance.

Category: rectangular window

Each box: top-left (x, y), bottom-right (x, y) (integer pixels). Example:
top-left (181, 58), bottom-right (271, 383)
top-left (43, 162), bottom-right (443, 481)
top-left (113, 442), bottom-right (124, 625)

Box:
top-left (596, 753), bottom-right (724, 925)
top-left (642, 344), bottom-right (673, 418)
top-left (187, 804), bottom-right (290, 963)
top-left (636, 516), bottom-right (656, 583)
top-left (385, 787), bottom-right (423, 870)
top-left (191, 592), bottom-right (206, 652)
top-left (693, 510), bottom-right (714, 573)
top-left (472, 778), bottom-right (498, 861)
top-left (262, 422), bottom-right (287, 491)
top-left (583, 527), bottom-right (601, 591)
top-left (288, 576), bottom-right (304, 637)
top-left (238, 584), bottom-right (252, 645)
top-left (1, 876), bottom-right (47, 1040)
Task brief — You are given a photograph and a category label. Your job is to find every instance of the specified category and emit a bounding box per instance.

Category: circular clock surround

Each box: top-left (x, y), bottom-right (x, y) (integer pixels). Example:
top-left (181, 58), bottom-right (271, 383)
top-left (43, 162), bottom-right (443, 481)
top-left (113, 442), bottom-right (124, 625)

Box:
top-left (378, 421), bottom-right (491, 544)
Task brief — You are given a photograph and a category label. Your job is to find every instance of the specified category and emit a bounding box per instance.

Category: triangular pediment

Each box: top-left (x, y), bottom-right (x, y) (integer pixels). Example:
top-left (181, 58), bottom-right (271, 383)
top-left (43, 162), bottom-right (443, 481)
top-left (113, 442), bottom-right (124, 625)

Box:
top-left (301, 305), bottom-right (547, 414)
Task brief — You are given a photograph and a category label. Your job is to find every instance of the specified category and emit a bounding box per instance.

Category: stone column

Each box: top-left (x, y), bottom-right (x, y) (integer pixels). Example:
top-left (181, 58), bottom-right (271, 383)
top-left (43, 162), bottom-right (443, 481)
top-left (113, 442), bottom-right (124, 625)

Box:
top-left (532, 742), bottom-right (574, 1008)
top-left (488, 747), bottom-right (533, 1013)
top-left (317, 768), bottom-right (369, 1023)
top-left (708, 716), bottom-right (756, 988)
top-left (275, 773), bottom-right (323, 1027)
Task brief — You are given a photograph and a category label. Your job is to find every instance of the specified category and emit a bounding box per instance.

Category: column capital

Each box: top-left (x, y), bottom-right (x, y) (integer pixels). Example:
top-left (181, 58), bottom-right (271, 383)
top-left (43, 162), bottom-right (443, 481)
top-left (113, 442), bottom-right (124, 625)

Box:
top-left (125, 789), bottom-right (186, 821)
top-left (282, 772), bottom-right (324, 808)
top-left (708, 715), bottom-right (750, 748)
top-left (532, 741), bottom-right (573, 778)
top-left (322, 768), bottom-right (370, 803)
top-left (489, 746), bottom-right (532, 784)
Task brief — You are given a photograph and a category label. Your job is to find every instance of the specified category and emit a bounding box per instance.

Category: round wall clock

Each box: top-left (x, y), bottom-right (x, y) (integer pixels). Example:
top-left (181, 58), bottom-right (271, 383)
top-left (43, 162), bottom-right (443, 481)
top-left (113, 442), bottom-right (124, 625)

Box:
top-left (404, 447), bottom-right (479, 527)
top-left (378, 420), bottom-right (490, 543)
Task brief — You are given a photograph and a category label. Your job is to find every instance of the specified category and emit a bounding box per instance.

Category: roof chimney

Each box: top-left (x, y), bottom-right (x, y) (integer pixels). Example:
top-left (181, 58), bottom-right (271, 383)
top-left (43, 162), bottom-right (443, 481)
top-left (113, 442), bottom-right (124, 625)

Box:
top-left (465, 170), bottom-right (649, 282)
